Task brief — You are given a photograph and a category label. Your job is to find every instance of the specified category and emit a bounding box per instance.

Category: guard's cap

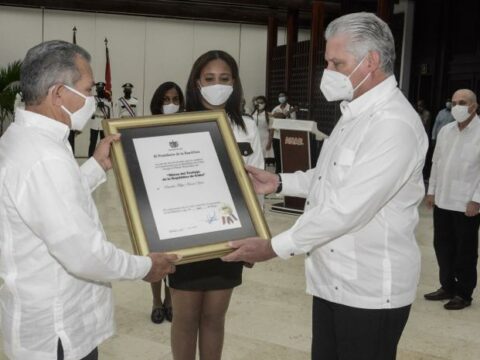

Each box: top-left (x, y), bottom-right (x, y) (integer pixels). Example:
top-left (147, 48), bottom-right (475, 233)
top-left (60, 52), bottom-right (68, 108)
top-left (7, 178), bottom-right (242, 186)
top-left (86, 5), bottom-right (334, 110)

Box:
top-left (122, 83), bottom-right (134, 89)
top-left (95, 81), bottom-right (106, 88)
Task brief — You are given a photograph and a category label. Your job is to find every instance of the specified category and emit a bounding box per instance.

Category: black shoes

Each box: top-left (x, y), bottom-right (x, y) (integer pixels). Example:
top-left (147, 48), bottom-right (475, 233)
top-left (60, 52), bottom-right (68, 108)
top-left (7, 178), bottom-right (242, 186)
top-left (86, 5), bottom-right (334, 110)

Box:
top-left (150, 304), bottom-right (173, 324)
top-left (164, 305), bottom-right (173, 322)
top-left (444, 296), bottom-right (472, 310)
top-left (424, 288), bottom-right (453, 301)
top-left (150, 306), bottom-right (165, 324)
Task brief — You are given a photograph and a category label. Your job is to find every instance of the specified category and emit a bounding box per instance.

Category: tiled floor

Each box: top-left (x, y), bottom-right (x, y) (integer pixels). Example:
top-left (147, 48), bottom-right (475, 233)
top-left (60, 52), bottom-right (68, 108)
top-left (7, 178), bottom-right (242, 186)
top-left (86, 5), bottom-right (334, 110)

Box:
top-left (1, 169), bottom-right (479, 359)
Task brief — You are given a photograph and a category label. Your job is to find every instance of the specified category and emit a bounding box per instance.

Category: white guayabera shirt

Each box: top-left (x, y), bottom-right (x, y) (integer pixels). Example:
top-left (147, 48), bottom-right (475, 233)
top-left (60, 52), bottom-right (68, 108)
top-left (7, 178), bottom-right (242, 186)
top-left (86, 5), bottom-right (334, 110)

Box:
top-left (272, 76), bottom-right (429, 310)
top-left (428, 115), bottom-right (480, 212)
top-left (0, 109), bottom-right (151, 360)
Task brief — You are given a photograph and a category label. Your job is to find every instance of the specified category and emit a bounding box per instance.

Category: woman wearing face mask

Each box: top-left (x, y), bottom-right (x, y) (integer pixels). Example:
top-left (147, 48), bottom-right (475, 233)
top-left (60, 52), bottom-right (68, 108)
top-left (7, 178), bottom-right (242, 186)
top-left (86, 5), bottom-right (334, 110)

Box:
top-left (150, 81), bottom-right (185, 115)
top-left (168, 50), bottom-right (263, 360)
top-left (147, 81), bottom-right (185, 325)
top-left (251, 95), bottom-right (274, 166)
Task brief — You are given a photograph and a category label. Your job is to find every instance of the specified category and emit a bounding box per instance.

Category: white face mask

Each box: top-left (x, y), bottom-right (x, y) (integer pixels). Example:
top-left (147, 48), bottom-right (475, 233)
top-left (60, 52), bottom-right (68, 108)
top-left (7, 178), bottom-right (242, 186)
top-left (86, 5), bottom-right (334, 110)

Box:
top-left (278, 96), bottom-right (287, 104)
top-left (61, 85), bottom-right (96, 130)
top-left (200, 84), bottom-right (233, 106)
top-left (451, 105), bottom-right (471, 123)
top-left (163, 103), bottom-right (180, 114)
top-left (320, 56), bottom-right (370, 102)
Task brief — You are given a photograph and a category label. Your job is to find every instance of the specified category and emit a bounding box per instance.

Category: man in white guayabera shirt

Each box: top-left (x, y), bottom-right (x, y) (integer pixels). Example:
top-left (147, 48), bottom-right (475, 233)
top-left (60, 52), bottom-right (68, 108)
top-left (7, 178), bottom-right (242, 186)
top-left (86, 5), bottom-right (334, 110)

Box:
top-left (424, 89), bottom-right (480, 311)
top-left (0, 40), bottom-right (179, 360)
top-left (223, 12), bottom-right (428, 360)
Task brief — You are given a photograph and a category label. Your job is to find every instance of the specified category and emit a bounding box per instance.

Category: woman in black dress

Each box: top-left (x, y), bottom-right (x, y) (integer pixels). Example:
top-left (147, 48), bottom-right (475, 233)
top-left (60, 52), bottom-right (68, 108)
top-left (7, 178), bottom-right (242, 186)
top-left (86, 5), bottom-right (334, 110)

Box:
top-left (168, 50), bottom-right (264, 360)
top-left (149, 81), bottom-right (185, 324)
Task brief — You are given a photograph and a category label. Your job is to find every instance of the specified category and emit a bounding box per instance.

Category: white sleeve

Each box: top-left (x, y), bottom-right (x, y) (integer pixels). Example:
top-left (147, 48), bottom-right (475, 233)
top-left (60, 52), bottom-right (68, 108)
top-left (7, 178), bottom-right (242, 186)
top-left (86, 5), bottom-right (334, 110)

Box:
top-left (272, 120), bottom-right (425, 259)
top-left (80, 157), bottom-right (107, 192)
top-left (15, 157), bottom-right (151, 281)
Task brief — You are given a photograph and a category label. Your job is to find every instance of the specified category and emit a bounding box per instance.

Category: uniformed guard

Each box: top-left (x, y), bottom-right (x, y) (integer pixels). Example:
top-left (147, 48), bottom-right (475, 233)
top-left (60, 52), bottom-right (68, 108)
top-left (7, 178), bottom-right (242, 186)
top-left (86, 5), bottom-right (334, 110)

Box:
top-left (88, 81), bottom-right (112, 157)
top-left (116, 83), bottom-right (138, 118)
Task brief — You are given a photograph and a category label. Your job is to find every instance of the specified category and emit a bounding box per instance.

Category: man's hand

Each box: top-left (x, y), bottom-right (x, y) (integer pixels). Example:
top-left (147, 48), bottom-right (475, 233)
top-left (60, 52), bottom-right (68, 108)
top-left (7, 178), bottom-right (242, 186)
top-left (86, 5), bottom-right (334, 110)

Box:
top-left (143, 253), bottom-right (180, 283)
top-left (425, 194), bottom-right (435, 209)
top-left (465, 201), bottom-right (480, 217)
top-left (246, 165), bottom-right (279, 194)
top-left (222, 237), bottom-right (276, 263)
top-left (272, 112), bottom-right (286, 119)
top-left (93, 134), bottom-right (121, 171)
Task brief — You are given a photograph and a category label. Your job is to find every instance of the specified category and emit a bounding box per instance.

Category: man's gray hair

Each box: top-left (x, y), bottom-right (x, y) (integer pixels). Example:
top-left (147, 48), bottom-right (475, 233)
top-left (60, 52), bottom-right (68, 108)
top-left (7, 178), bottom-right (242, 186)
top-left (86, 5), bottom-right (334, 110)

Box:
top-left (325, 12), bottom-right (396, 75)
top-left (20, 40), bottom-right (91, 105)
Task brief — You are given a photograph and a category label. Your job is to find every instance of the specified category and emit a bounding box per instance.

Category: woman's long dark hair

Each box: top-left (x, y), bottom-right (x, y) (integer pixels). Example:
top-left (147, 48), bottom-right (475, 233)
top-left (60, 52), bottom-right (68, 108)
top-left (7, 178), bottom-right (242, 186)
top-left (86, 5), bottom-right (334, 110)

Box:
top-left (251, 95), bottom-right (270, 125)
top-left (150, 81), bottom-right (185, 115)
top-left (185, 50), bottom-right (245, 131)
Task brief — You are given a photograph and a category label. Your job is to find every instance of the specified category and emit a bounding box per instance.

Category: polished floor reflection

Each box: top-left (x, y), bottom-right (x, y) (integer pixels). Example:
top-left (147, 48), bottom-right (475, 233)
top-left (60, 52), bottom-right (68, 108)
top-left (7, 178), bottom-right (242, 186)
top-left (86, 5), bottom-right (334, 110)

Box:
top-left (1, 169), bottom-right (479, 360)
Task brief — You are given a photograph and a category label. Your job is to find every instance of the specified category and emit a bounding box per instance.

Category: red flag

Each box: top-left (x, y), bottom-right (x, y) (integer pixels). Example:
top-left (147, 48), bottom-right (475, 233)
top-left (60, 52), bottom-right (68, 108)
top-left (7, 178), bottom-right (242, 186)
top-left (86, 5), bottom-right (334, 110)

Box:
top-left (104, 38), bottom-right (112, 101)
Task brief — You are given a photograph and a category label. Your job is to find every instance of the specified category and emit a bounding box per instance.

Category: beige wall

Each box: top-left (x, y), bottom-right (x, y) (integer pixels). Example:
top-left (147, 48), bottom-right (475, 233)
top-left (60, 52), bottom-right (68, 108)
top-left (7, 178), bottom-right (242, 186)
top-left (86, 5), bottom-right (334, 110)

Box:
top-left (0, 5), bottom-right (268, 157)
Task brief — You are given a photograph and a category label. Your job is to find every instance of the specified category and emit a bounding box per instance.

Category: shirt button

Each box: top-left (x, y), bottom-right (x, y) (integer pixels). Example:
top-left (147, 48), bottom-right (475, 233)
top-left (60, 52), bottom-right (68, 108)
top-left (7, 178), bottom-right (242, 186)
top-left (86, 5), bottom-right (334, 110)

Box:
top-left (341, 128), bottom-right (344, 132)
top-left (333, 162), bottom-right (337, 166)
top-left (330, 249), bottom-right (334, 253)
top-left (306, 201), bottom-right (310, 205)
top-left (306, 252), bottom-right (310, 256)
top-left (318, 176), bottom-right (322, 180)
top-left (386, 299), bottom-right (390, 303)
top-left (335, 286), bottom-right (338, 290)
top-left (290, 252), bottom-right (295, 257)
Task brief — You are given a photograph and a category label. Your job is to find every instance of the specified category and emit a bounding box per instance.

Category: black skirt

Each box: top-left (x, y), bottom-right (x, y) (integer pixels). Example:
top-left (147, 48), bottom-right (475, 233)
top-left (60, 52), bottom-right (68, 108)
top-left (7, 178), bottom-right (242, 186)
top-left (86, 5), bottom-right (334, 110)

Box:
top-left (167, 258), bottom-right (243, 291)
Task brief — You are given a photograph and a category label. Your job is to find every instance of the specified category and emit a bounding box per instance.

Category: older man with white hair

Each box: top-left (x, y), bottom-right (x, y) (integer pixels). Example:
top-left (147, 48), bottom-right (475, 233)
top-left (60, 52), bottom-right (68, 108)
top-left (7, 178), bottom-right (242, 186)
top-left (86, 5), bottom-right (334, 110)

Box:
top-left (223, 12), bottom-right (428, 360)
top-left (0, 40), bottom-right (179, 360)
top-left (424, 89), bottom-right (480, 310)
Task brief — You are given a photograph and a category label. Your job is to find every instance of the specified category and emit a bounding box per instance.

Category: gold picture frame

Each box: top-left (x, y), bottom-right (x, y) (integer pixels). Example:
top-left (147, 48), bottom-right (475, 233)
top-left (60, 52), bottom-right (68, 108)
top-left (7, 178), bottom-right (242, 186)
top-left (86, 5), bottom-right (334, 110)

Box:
top-left (103, 110), bottom-right (270, 264)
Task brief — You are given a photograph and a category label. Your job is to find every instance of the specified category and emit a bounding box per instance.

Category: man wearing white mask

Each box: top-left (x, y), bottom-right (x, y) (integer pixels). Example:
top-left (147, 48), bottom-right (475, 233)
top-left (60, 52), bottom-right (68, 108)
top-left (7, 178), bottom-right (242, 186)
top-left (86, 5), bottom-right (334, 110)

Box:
top-left (223, 12), bottom-right (428, 359)
top-left (0, 40), bottom-right (179, 360)
top-left (424, 89), bottom-right (480, 310)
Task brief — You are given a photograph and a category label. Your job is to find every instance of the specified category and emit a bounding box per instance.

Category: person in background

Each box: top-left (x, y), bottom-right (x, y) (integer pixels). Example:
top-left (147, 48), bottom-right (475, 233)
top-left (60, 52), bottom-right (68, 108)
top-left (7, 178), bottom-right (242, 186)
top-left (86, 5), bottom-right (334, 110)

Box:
top-left (271, 91), bottom-right (296, 173)
top-left (251, 95), bottom-right (274, 166)
top-left (0, 40), bottom-right (178, 360)
top-left (148, 81), bottom-right (185, 324)
top-left (116, 83), bottom-right (138, 118)
top-left (168, 50), bottom-right (263, 360)
top-left (150, 81), bottom-right (185, 116)
top-left (424, 89), bottom-right (480, 310)
top-left (431, 98), bottom-right (455, 146)
top-left (88, 82), bottom-right (112, 157)
top-left (223, 12), bottom-right (428, 360)
top-left (417, 99), bottom-right (431, 134)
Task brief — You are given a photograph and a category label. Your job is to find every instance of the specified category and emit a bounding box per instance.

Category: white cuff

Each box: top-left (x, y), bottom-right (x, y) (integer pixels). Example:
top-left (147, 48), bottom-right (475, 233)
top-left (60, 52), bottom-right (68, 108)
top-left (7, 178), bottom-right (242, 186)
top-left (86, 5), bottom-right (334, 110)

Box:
top-left (271, 227), bottom-right (304, 259)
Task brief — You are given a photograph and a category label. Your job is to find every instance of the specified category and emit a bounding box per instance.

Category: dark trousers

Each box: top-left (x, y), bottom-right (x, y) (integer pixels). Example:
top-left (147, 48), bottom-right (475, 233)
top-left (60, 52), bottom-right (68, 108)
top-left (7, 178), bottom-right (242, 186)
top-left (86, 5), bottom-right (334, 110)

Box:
top-left (311, 297), bottom-right (411, 360)
top-left (88, 129), bottom-right (104, 157)
top-left (433, 206), bottom-right (480, 300)
top-left (272, 138), bottom-right (282, 173)
top-left (57, 340), bottom-right (98, 360)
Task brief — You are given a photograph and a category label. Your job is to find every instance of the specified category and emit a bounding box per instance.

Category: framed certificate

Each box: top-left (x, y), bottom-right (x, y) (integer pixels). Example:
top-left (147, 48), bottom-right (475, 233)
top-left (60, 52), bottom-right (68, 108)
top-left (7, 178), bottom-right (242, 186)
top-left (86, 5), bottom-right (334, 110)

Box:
top-left (103, 110), bottom-right (270, 264)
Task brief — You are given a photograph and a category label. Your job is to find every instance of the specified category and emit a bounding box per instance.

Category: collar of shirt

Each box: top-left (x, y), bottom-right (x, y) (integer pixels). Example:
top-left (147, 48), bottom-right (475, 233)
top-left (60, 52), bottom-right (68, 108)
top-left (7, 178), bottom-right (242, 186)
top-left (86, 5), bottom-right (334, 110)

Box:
top-left (454, 114), bottom-right (480, 133)
top-left (15, 108), bottom-right (70, 143)
top-left (340, 75), bottom-right (398, 123)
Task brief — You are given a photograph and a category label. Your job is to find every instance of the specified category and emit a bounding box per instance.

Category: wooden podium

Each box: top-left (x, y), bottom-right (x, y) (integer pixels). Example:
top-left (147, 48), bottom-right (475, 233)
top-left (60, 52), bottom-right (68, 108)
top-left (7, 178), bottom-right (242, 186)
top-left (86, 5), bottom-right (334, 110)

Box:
top-left (270, 119), bottom-right (327, 215)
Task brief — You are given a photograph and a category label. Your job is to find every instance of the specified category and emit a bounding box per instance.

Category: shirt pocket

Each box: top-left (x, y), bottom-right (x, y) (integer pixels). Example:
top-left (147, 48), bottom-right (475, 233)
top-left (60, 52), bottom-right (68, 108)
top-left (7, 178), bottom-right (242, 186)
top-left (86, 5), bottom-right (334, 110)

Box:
top-left (460, 143), bottom-right (480, 163)
top-left (449, 179), bottom-right (471, 202)
top-left (325, 235), bottom-right (358, 280)
top-left (330, 146), bottom-right (355, 183)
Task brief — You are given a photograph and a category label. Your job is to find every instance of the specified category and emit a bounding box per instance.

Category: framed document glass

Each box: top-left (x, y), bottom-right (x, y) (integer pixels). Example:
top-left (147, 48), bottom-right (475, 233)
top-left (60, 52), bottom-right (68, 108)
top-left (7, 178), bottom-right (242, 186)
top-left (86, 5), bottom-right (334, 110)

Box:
top-left (103, 110), bottom-right (270, 264)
